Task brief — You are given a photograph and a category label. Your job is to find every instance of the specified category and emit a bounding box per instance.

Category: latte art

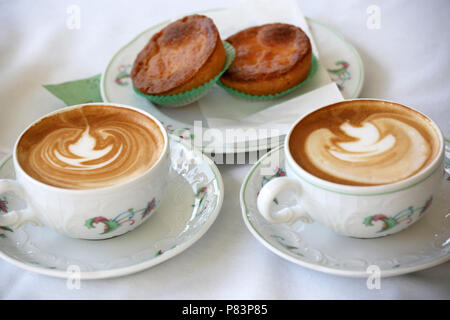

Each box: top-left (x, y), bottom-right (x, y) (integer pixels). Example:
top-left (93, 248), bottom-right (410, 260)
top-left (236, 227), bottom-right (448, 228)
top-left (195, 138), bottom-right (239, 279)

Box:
top-left (305, 118), bottom-right (431, 185)
top-left (327, 122), bottom-right (396, 162)
top-left (17, 105), bottom-right (165, 189)
top-left (51, 127), bottom-right (120, 170)
top-left (290, 101), bottom-right (441, 186)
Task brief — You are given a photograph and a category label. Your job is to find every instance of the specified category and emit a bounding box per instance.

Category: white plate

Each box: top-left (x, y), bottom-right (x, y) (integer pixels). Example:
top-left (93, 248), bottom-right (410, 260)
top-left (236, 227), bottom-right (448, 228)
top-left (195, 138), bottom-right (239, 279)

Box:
top-left (101, 12), bottom-right (364, 154)
top-left (0, 136), bottom-right (224, 279)
top-left (240, 143), bottom-right (450, 278)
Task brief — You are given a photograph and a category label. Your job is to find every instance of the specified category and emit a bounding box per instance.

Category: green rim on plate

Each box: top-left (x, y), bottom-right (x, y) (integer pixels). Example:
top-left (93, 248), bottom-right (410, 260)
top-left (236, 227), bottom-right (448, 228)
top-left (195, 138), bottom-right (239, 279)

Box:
top-left (217, 54), bottom-right (318, 101)
top-left (132, 41), bottom-right (235, 108)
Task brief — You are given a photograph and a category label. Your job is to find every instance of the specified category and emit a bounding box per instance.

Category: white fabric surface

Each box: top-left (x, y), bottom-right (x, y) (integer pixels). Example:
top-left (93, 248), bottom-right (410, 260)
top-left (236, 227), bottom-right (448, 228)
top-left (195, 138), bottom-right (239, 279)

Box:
top-left (0, 0), bottom-right (449, 299)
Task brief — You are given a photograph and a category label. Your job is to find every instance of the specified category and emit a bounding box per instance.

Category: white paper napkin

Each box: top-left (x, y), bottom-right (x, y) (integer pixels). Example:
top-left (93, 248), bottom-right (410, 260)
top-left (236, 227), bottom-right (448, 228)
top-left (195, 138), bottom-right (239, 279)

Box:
top-left (205, 0), bottom-right (319, 55)
top-left (197, 0), bottom-right (344, 138)
top-left (231, 82), bottom-right (343, 134)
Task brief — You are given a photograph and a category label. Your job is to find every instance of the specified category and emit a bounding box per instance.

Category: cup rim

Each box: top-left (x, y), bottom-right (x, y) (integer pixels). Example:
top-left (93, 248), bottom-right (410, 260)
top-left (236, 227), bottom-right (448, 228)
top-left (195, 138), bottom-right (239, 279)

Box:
top-left (284, 98), bottom-right (445, 195)
top-left (12, 102), bottom-right (169, 194)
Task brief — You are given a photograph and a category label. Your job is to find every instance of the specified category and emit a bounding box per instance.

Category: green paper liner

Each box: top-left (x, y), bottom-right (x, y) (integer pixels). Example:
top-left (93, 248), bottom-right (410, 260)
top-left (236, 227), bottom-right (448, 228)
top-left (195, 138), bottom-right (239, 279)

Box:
top-left (132, 41), bottom-right (235, 108)
top-left (217, 54), bottom-right (319, 101)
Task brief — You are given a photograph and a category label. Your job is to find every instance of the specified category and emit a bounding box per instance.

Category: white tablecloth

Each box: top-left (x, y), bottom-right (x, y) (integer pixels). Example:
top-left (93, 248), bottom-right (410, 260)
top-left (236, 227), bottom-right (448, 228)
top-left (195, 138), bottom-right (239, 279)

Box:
top-left (0, 0), bottom-right (449, 299)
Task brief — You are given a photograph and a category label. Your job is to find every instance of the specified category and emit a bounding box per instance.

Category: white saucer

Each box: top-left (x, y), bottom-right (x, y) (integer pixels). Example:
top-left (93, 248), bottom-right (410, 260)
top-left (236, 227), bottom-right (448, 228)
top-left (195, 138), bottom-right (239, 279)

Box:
top-left (101, 10), bottom-right (364, 154)
top-left (240, 144), bottom-right (450, 278)
top-left (0, 136), bottom-right (223, 279)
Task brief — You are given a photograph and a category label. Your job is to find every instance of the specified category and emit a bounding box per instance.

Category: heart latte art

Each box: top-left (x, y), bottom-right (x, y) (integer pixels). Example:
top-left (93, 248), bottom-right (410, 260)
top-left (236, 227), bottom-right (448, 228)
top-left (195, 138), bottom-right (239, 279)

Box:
top-left (289, 101), bottom-right (441, 186)
top-left (17, 105), bottom-right (165, 189)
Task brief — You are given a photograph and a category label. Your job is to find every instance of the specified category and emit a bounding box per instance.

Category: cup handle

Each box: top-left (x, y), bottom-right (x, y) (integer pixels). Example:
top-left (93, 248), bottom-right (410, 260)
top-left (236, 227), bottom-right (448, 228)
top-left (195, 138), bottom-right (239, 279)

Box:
top-left (0, 179), bottom-right (41, 229)
top-left (257, 177), bottom-right (314, 225)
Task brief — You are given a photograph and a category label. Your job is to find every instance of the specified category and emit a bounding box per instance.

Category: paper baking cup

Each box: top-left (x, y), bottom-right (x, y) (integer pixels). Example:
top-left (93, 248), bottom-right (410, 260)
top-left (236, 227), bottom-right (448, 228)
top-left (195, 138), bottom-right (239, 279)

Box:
top-left (217, 54), bottom-right (319, 101)
top-left (132, 41), bottom-right (235, 108)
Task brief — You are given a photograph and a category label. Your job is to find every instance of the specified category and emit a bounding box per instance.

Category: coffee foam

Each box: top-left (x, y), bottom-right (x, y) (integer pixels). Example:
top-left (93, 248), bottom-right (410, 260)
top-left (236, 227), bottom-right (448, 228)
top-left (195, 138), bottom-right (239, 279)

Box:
top-left (17, 105), bottom-right (165, 189)
top-left (289, 101), bottom-right (441, 186)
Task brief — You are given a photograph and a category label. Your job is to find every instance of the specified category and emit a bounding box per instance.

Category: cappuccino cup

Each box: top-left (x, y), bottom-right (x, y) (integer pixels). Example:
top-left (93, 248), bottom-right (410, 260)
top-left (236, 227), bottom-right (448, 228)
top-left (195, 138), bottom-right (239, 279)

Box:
top-left (257, 99), bottom-right (445, 238)
top-left (0, 103), bottom-right (170, 239)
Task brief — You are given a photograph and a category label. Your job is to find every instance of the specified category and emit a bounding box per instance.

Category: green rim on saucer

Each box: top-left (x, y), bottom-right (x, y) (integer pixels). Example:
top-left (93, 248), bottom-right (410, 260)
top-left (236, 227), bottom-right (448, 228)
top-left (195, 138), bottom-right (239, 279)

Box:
top-left (132, 41), bottom-right (235, 108)
top-left (217, 54), bottom-right (319, 101)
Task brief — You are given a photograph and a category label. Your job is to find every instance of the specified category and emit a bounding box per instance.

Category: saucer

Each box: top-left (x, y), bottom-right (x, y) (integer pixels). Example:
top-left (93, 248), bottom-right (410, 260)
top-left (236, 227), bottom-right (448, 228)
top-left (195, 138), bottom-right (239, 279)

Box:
top-left (0, 136), bottom-right (223, 279)
top-left (240, 144), bottom-right (450, 277)
top-left (101, 10), bottom-right (363, 154)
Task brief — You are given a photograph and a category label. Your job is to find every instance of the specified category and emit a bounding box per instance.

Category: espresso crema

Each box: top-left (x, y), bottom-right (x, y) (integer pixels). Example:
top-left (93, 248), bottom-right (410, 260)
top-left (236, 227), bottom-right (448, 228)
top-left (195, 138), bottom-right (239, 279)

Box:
top-left (17, 105), bottom-right (165, 189)
top-left (289, 101), bottom-right (441, 186)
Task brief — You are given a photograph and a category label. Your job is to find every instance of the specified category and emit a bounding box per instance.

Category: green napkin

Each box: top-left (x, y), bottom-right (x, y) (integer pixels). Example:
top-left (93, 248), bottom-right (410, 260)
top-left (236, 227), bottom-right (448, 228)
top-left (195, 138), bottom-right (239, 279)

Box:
top-left (43, 74), bottom-right (103, 105)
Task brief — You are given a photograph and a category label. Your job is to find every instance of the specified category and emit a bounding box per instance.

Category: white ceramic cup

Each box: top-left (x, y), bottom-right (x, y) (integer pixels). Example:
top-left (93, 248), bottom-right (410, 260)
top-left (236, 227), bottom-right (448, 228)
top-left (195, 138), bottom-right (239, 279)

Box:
top-left (257, 99), bottom-right (445, 238)
top-left (0, 103), bottom-right (170, 240)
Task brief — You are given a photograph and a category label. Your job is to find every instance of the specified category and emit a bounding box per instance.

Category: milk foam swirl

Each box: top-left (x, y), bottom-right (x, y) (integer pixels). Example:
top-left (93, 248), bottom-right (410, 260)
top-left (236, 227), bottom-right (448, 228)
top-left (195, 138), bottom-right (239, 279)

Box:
top-left (51, 127), bottom-right (121, 170)
top-left (17, 105), bottom-right (164, 189)
top-left (304, 117), bottom-right (433, 185)
top-left (328, 122), bottom-right (396, 162)
top-left (290, 102), bottom-right (440, 186)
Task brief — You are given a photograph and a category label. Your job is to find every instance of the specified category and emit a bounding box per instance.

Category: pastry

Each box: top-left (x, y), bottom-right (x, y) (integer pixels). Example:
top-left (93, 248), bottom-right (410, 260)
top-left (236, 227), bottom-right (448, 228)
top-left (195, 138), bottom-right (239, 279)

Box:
top-left (220, 23), bottom-right (312, 96)
top-left (131, 14), bottom-right (226, 96)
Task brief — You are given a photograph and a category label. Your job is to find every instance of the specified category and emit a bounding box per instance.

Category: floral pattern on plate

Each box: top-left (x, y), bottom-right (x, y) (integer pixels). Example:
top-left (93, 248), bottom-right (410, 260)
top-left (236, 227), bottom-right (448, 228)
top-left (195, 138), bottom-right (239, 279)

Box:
top-left (101, 13), bottom-right (364, 154)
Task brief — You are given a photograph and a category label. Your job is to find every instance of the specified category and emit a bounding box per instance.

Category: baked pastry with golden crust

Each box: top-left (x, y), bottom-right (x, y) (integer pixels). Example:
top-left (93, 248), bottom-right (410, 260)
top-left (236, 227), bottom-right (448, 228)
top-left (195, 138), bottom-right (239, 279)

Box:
top-left (220, 23), bottom-right (312, 96)
top-left (132, 14), bottom-right (226, 96)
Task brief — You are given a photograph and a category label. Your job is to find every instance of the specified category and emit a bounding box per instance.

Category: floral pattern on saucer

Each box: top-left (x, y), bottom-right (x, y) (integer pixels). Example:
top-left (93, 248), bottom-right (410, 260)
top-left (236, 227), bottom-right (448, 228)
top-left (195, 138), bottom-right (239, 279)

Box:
top-left (260, 168), bottom-right (286, 204)
top-left (0, 136), bottom-right (223, 279)
top-left (240, 144), bottom-right (450, 277)
top-left (0, 197), bottom-right (12, 238)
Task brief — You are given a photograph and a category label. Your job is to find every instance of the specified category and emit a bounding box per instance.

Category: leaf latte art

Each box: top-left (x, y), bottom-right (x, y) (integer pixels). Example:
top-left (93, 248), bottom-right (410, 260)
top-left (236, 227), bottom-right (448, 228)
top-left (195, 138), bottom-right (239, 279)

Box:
top-left (17, 105), bottom-right (165, 189)
top-left (289, 101), bottom-right (441, 186)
